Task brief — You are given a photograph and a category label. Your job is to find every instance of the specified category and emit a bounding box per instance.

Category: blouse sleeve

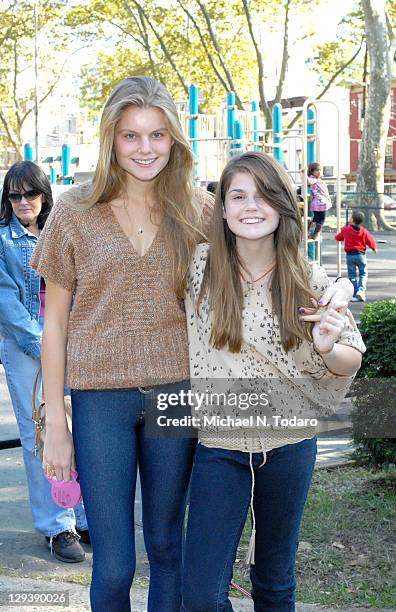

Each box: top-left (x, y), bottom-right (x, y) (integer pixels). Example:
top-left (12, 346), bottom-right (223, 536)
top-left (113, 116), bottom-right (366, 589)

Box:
top-left (187, 243), bottom-right (210, 305)
top-left (30, 198), bottom-right (76, 292)
top-left (309, 262), bottom-right (366, 356)
top-left (309, 261), bottom-right (332, 298)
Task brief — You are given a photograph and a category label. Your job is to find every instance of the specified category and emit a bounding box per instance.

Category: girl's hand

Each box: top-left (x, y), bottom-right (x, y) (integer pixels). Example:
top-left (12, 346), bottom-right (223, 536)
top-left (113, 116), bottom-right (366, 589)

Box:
top-left (43, 424), bottom-right (75, 482)
top-left (312, 307), bottom-right (346, 355)
top-left (299, 278), bottom-right (353, 319)
top-left (317, 278), bottom-right (353, 309)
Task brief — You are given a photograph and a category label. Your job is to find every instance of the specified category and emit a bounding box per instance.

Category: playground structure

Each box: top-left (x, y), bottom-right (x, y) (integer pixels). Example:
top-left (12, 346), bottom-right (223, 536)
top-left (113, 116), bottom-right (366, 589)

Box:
top-left (23, 85), bottom-right (343, 270)
top-left (23, 142), bottom-right (78, 185)
top-left (179, 85), bottom-right (342, 271)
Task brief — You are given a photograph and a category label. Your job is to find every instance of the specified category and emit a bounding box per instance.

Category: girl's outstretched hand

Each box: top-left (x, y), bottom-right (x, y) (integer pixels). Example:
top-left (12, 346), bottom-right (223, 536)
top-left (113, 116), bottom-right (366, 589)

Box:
top-left (316, 277), bottom-right (353, 310)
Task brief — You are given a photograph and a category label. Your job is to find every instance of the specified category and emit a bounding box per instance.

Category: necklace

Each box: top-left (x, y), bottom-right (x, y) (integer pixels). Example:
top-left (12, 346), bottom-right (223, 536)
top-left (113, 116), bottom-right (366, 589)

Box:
top-left (241, 262), bottom-right (276, 284)
top-left (110, 197), bottom-right (144, 235)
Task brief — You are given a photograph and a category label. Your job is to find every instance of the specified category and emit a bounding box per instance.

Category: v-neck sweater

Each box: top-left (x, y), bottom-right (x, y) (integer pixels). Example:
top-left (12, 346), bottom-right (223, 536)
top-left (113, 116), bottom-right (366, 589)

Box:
top-left (31, 185), bottom-right (213, 390)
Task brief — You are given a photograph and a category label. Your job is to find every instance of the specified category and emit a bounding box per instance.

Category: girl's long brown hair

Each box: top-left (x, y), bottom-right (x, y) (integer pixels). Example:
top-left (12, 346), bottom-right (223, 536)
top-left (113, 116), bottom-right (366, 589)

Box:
top-left (200, 151), bottom-right (316, 352)
top-left (65, 76), bottom-right (204, 298)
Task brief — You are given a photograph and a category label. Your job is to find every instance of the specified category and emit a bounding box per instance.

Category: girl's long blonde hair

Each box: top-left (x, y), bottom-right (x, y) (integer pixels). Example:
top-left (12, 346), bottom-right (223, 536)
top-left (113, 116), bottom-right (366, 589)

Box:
top-left (75, 76), bottom-right (203, 297)
top-left (200, 151), bottom-right (316, 352)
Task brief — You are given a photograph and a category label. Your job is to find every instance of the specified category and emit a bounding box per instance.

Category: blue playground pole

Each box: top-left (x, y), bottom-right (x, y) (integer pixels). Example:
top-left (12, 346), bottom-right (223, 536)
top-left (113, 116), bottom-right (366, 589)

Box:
top-left (24, 143), bottom-right (34, 161)
top-left (308, 231), bottom-right (316, 261)
top-left (307, 106), bottom-right (317, 261)
top-left (189, 84), bottom-right (199, 179)
top-left (307, 107), bottom-right (316, 164)
top-left (252, 100), bottom-right (259, 151)
top-left (231, 120), bottom-right (243, 157)
top-left (272, 103), bottom-right (283, 163)
top-left (62, 144), bottom-right (71, 184)
top-left (227, 92), bottom-right (236, 139)
top-left (50, 166), bottom-right (56, 184)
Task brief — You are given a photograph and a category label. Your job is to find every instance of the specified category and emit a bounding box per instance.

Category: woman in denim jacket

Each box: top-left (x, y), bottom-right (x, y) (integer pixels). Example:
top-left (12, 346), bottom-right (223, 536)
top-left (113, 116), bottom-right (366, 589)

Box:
top-left (0, 161), bottom-right (88, 562)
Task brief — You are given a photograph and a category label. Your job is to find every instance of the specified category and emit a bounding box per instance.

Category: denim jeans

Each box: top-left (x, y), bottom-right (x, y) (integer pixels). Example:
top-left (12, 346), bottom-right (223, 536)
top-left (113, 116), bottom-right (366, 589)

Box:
top-left (346, 252), bottom-right (367, 295)
top-left (182, 438), bottom-right (317, 612)
top-left (71, 382), bottom-right (197, 612)
top-left (0, 335), bottom-right (87, 537)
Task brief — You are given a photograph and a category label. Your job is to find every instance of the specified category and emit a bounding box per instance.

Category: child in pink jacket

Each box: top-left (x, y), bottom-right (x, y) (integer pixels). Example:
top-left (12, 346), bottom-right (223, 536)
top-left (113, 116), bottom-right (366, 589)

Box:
top-left (308, 162), bottom-right (332, 239)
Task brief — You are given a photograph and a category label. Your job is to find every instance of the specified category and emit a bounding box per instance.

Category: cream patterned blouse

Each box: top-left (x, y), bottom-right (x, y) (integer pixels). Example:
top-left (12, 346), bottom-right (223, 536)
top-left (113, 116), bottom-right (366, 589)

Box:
top-left (185, 244), bottom-right (366, 454)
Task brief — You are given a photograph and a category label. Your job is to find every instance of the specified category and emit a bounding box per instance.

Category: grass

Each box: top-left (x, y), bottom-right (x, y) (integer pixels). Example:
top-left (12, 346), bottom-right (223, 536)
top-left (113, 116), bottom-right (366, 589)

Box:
top-left (233, 466), bottom-right (396, 608)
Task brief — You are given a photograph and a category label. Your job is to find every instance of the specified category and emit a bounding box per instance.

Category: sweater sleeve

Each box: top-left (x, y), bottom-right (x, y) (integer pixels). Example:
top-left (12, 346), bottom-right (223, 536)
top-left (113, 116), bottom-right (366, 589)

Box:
top-left (30, 197), bottom-right (76, 292)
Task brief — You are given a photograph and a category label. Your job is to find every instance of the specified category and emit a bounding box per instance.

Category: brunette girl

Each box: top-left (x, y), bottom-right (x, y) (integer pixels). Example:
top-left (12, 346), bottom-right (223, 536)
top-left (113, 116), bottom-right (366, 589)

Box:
top-left (182, 152), bottom-right (364, 611)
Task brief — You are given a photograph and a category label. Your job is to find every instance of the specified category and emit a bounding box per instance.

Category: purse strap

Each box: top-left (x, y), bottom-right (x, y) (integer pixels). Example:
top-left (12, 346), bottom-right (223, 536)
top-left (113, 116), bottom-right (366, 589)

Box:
top-left (32, 368), bottom-right (45, 458)
top-left (32, 368), bottom-right (44, 417)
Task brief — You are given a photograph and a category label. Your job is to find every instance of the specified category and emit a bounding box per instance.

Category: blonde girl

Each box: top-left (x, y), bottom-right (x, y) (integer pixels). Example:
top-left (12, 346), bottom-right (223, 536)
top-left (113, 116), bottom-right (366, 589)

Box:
top-left (31, 76), bottom-right (211, 612)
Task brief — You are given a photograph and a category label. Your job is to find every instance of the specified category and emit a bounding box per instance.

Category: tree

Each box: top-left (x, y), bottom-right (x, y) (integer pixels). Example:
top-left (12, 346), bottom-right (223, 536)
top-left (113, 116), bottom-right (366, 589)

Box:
top-left (67, 0), bottom-right (259, 114)
top-left (356, 0), bottom-right (394, 231)
top-left (71, 0), bottom-right (329, 124)
top-left (242, 0), bottom-right (272, 127)
top-left (287, 39), bottom-right (364, 131)
top-left (0, 1), bottom-right (75, 160)
top-left (241, 0), bottom-right (323, 128)
top-left (176, 0), bottom-right (244, 109)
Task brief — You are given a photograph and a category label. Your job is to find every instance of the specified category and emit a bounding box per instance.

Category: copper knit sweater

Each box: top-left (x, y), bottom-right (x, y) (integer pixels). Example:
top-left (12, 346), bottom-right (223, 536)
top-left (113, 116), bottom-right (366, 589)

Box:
top-left (31, 184), bottom-right (213, 390)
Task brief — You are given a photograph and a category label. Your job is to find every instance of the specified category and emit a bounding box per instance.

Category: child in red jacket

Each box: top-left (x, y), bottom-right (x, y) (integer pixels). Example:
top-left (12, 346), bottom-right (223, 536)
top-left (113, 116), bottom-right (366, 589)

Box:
top-left (335, 210), bottom-right (377, 302)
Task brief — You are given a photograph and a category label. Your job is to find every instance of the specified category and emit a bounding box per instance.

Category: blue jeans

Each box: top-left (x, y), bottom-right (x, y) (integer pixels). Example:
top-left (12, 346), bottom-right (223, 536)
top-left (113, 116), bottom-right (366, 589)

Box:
top-left (71, 383), bottom-right (197, 612)
top-left (182, 438), bottom-right (317, 612)
top-left (0, 336), bottom-right (87, 537)
top-left (346, 252), bottom-right (367, 295)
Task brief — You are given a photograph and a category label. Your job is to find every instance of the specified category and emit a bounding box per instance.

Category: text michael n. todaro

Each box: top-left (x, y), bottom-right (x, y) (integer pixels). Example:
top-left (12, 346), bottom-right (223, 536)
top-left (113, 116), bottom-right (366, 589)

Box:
top-left (157, 415), bottom-right (318, 428)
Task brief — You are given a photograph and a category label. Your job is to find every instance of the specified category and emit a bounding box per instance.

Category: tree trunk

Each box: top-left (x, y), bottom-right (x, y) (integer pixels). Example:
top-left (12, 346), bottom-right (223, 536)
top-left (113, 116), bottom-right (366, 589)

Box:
top-left (195, 0), bottom-right (244, 110)
top-left (242, 0), bottom-right (272, 128)
top-left (356, 0), bottom-right (393, 231)
top-left (0, 110), bottom-right (22, 159)
top-left (130, 0), bottom-right (189, 97)
top-left (177, 0), bottom-right (231, 96)
top-left (274, 0), bottom-right (291, 104)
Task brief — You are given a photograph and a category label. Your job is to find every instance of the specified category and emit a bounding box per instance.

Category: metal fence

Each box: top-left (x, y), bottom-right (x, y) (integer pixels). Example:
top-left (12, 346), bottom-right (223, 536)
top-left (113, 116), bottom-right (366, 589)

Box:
top-left (324, 192), bottom-right (396, 228)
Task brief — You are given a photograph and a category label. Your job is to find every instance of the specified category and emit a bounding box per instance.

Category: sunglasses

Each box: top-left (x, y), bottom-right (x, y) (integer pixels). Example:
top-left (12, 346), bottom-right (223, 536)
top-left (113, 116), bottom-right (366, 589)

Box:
top-left (8, 189), bottom-right (42, 203)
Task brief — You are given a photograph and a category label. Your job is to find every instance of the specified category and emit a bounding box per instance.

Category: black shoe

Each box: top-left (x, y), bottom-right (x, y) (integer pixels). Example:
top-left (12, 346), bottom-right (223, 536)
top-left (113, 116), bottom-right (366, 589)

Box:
top-left (76, 527), bottom-right (90, 545)
top-left (47, 531), bottom-right (85, 563)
